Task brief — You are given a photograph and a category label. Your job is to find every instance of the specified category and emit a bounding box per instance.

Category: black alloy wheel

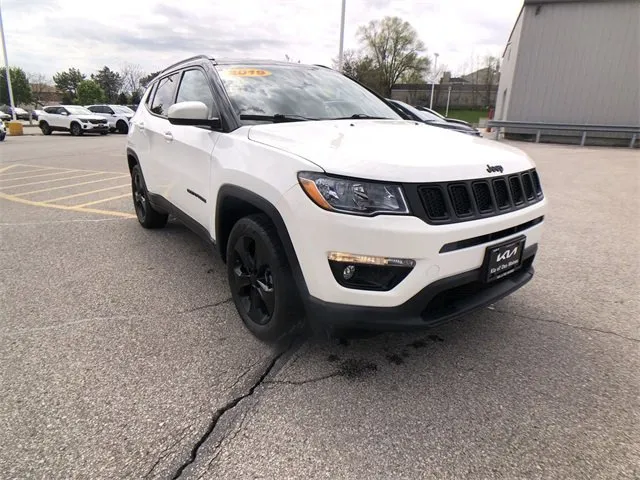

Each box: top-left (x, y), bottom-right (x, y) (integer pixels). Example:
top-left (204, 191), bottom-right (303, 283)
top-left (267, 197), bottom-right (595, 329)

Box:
top-left (40, 122), bottom-right (52, 135)
top-left (116, 120), bottom-right (129, 134)
top-left (70, 122), bottom-right (82, 136)
top-left (132, 167), bottom-right (147, 222)
top-left (230, 234), bottom-right (276, 326)
top-left (226, 214), bottom-right (302, 342)
top-left (130, 164), bottom-right (167, 229)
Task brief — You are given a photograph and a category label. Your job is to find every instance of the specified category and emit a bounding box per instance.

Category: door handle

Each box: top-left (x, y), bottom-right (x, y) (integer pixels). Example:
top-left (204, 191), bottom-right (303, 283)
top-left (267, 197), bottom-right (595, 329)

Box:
top-left (163, 131), bottom-right (173, 142)
top-left (137, 121), bottom-right (145, 131)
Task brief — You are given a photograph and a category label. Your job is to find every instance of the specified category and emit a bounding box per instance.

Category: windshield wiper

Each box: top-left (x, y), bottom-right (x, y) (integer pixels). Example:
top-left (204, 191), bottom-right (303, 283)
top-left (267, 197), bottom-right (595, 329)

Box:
top-left (331, 114), bottom-right (392, 120)
top-left (239, 114), bottom-right (316, 123)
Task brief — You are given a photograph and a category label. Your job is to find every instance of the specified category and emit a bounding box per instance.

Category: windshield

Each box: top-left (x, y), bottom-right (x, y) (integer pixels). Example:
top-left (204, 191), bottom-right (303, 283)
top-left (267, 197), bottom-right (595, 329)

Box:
top-left (65, 106), bottom-right (92, 115)
top-left (215, 64), bottom-right (401, 122)
top-left (113, 106), bottom-right (134, 114)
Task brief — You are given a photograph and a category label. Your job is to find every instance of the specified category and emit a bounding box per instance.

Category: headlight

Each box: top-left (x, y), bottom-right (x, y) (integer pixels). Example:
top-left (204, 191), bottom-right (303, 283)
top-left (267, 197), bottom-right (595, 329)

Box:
top-left (297, 172), bottom-right (409, 216)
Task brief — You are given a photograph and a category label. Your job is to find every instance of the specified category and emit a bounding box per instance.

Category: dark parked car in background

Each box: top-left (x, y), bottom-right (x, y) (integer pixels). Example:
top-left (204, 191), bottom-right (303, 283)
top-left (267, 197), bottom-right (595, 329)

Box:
top-left (415, 105), bottom-right (476, 129)
top-left (386, 99), bottom-right (481, 136)
top-left (0, 106), bottom-right (30, 121)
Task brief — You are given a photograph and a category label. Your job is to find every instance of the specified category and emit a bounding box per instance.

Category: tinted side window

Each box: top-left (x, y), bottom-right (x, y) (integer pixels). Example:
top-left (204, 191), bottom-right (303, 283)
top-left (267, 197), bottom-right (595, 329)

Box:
top-left (145, 84), bottom-right (156, 108)
top-left (87, 106), bottom-right (98, 113)
top-left (150, 73), bottom-right (179, 116)
top-left (44, 107), bottom-right (57, 114)
top-left (176, 69), bottom-right (218, 117)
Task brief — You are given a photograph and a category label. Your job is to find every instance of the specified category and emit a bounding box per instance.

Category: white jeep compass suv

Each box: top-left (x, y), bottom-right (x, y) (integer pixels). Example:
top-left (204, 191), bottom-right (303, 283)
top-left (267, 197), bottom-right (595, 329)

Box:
top-left (126, 56), bottom-right (547, 341)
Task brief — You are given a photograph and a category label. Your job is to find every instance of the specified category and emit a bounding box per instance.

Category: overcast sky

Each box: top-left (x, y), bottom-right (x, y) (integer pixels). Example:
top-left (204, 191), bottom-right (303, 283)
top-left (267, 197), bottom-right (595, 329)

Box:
top-left (1, 0), bottom-right (522, 81)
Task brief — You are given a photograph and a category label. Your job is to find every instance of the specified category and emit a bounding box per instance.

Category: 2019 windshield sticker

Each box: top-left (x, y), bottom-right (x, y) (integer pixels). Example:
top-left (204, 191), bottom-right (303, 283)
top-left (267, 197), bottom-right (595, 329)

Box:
top-left (222, 68), bottom-right (272, 77)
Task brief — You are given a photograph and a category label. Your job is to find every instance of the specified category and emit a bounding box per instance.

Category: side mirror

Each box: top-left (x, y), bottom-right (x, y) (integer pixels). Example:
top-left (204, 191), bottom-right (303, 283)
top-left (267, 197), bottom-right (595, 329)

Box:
top-left (168, 101), bottom-right (221, 129)
top-left (60, 111), bottom-right (68, 116)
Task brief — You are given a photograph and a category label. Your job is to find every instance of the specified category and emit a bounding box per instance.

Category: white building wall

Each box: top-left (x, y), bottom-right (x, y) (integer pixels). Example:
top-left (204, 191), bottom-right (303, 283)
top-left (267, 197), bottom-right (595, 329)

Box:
top-left (506, 0), bottom-right (640, 125)
top-left (495, 10), bottom-right (524, 120)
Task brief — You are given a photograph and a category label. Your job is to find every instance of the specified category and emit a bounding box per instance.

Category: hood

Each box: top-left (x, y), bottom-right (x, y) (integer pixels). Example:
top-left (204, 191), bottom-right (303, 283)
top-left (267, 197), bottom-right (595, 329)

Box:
top-left (247, 119), bottom-right (534, 182)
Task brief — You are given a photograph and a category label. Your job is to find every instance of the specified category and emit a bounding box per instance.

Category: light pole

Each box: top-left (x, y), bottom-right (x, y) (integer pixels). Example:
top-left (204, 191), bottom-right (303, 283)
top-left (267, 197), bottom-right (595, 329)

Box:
top-left (429, 52), bottom-right (439, 110)
top-left (0, 5), bottom-right (17, 121)
top-left (338, 0), bottom-right (346, 71)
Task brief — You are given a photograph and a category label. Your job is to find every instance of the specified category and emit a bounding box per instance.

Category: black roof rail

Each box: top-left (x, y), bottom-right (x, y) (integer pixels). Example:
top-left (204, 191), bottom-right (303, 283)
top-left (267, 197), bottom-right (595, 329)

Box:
top-left (313, 64), bottom-right (332, 69)
top-left (157, 54), bottom-right (211, 76)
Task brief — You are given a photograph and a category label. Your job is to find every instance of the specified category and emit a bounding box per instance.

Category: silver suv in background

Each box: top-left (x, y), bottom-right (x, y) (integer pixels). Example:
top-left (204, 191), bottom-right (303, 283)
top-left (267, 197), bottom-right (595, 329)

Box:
top-left (85, 104), bottom-right (134, 134)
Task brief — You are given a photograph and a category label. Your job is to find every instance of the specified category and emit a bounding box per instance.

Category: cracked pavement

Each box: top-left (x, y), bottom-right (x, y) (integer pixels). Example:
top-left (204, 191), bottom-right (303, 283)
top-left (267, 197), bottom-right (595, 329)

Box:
top-left (2, 136), bottom-right (638, 479)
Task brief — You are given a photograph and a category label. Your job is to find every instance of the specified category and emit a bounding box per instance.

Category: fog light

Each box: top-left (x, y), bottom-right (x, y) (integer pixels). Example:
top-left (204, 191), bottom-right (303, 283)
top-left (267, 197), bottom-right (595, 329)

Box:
top-left (343, 265), bottom-right (356, 280)
top-left (328, 252), bottom-right (415, 268)
top-left (328, 252), bottom-right (415, 291)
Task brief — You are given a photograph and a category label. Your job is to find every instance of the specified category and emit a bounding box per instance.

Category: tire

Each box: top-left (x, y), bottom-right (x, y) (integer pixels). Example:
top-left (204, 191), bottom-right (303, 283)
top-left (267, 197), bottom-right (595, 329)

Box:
top-left (227, 214), bottom-right (303, 342)
top-left (116, 120), bottom-right (129, 134)
top-left (131, 164), bottom-right (168, 229)
top-left (40, 122), bottom-right (52, 135)
top-left (70, 122), bottom-right (82, 136)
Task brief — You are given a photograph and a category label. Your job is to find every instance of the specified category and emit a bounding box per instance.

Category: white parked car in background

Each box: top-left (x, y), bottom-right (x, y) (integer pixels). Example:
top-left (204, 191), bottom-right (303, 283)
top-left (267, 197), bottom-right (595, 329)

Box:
top-left (38, 105), bottom-right (109, 136)
top-left (0, 120), bottom-right (6, 141)
top-left (85, 104), bottom-right (134, 134)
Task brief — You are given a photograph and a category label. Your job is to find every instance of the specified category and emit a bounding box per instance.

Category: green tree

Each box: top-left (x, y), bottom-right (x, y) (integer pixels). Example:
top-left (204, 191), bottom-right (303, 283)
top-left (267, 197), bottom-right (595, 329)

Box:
top-left (91, 66), bottom-right (123, 103)
top-left (334, 50), bottom-right (384, 94)
top-left (53, 68), bottom-right (85, 103)
top-left (116, 92), bottom-right (129, 105)
top-left (483, 55), bottom-right (501, 107)
top-left (0, 67), bottom-right (33, 106)
top-left (357, 16), bottom-right (430, 96)
top-left (130, 90), bottom-right (142, 105)
top-left (76, 80), bottom-right (105, 105)
top-left (140, 71), bottom-right (161, 88)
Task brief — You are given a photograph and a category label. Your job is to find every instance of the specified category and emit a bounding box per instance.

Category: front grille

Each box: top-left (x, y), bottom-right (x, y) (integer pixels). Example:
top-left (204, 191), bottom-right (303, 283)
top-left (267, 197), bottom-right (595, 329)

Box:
top-left (415, 168), bottom-right (544, 225)
top-left (89, 119), bottom-right (106, 125)
top-left (521, 172), bottom-right (534, 200)
top-left (472, 182), bottom-right (493, 213)
top-left (449, 184), bottom-right (472, 217)
top-left (493, 179), bottom-right (510, 209)
top-left (421, 187), bottom-right (448, 220)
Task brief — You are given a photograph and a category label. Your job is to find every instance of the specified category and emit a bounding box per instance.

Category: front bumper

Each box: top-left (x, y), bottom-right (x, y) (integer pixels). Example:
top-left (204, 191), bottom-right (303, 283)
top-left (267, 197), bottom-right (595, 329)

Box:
top-left (306, 245), bottom-right (536, 330)
top-left (81, 123), bottom-right (109, 132)
top-left (279, 183), bottom-right (546, 309)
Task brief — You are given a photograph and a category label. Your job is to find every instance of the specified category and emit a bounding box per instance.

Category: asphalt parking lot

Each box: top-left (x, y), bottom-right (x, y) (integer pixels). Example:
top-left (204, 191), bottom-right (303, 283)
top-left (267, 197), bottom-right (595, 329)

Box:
top-left (1, 134), bottom-right (638, 479)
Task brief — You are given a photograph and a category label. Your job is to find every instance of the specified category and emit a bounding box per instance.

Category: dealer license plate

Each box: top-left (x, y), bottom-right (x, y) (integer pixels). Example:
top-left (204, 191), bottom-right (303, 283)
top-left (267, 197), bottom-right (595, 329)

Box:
top-left (483, 236), bottom-right (526, 283)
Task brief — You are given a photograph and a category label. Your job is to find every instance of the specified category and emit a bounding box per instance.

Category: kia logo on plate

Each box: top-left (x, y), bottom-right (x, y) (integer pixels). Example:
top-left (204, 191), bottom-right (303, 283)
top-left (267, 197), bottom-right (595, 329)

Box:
top-left (496, 246), bottom-right (518, 262)
top-left (486, 164), bottom-right (504, 173)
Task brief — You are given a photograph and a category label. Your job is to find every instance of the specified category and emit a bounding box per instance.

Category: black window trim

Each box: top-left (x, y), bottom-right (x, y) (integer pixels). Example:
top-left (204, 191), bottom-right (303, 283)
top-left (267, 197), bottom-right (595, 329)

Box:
top-left (146, 71), bottom-right (181, 119)
top-left (144, 60), bottom-right (238, 133)
top-left (175, 66), bottom-right (220, 120)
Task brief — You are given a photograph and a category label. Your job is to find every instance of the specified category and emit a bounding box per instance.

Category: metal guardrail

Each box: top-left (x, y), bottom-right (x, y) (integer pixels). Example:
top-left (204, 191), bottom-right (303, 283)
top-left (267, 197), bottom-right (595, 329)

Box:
top-left (487, 120), bottom-right (640, 148)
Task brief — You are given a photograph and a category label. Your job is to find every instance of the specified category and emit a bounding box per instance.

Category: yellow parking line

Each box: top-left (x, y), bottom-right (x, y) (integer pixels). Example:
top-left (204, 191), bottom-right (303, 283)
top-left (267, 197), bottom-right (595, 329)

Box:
top-left (0, 192), bottom-right (136, 219)
top-left (0, 170), bottom-right (83, 182)
top-left (2, 172), bottom-right (107, 190)
top-left (14, 175), bottom-right (130, 196)
top-left (75, 193), bottom-right (131, 208)
top-left (0, 164), bottom-right (124, 176)
top-left (43, 184), bottom-right (130, 203)
top-left (0, 165), bottom-right (19, 174)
